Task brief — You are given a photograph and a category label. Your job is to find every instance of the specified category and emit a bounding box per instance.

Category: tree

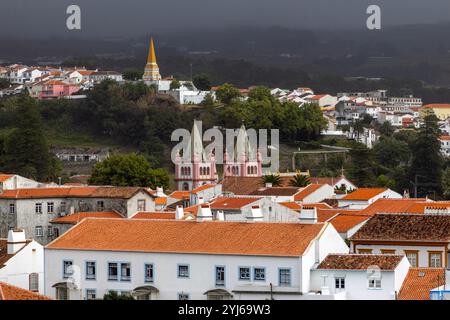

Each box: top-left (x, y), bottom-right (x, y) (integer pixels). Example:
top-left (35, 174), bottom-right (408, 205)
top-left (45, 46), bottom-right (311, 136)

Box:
top-left (123, 68), bottom-right (143, 81)
top-left (442, 168), bottom-right (450, 199)
top-left (373, 136), bottom-right (410, 168)
top-left (262, 174), bottom-right (282, 187)
top-left (379, 121), bottom-right (395, 136)
top-left (2, 95), bottom-right (60, 181)
top-left (289, 174), bottom-right (311, 187)
top-left (89, 153), bottom-right (170, 189)
top-left (0, 79), bottom-right (10, 89)
top-left (215, 83), bottom-right (241, 104)
top-left (345, 144), bottom-right (377, 187)
top-left (103, 290), bottom-right (134, 300)
top-left (193, 73), bottom-right (212, 91)
top-left (170, 79), bottom-right (181, 90)
top-left (248, 86), bottom-right (272, 101)
top-left (410, 114), bottom-right (443, 197)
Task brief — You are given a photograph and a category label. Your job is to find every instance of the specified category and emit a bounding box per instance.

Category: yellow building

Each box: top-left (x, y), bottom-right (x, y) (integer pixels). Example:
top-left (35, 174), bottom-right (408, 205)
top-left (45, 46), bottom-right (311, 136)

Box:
top-left (422, 104), bottom-right (450, 120)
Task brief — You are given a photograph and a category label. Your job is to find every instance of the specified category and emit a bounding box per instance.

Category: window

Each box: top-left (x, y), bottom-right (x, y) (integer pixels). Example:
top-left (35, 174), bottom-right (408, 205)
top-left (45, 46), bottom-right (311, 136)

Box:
top-left (215, 266), bottom-right (225, 286)
top-left (47, 202), bottom-right (54, 214)
top-left (97, 201), bottom-right (104, 211)
top-left (35, 203), bottom-right (42, 214)
top-left (178, 293), bottom-right (189, 300)
top-left (368, 279), bottom-right (381, 289)
top-left (380, 249), bottom-right (396, 255)
top-left (120, 263), bottom-right (131, 281)
top-left (178, 265), bottom-right (189, 278)
top-left (47, 226), bottom-right (53, 237)
top-left (358, 249), bottom-right (373, 254)
top-left (9, 203), bottom-right (15, 214)
top-left (63, 260), bottom-right (73, 279)
top-left (254, 268), bottom-right (265, 281)
top-left (429, 252), bottom-right (442, 268)
top-left (279, 268), bottom-right (291, 286)
top-left (60, 202), bottom-right (66, 213)
top-left (137, 200), bottom-right (146, 212)
top-left (145, 264), bottom-right (154, 282)
top-left (86, 261), bottom-right (96, 280)
top-left (29, 273), bottom-right (39, 292)
top-left (239, 267), bottom-right (250, 281)
top-left (335, 277), bottom-right (345, 290)
top-left (108, 263), bottom-right (118, 281)
top-left (35, 226), bottom-right (43, 237)
top-left (405, 251), bottom-right (419, 267)
top-left (86, 289), bottom-right (96, 300)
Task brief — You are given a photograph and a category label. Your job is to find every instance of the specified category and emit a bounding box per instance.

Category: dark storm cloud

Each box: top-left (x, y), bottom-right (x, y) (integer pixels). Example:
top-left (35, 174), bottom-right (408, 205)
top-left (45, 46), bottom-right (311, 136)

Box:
top-left (1, 0), bottom-right (449, 37)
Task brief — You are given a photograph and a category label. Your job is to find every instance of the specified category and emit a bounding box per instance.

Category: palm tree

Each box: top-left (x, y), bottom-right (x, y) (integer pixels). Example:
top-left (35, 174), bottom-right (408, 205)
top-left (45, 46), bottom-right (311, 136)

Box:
top-left (262, 174), bottom-right (282, 187)
top-left (289, 174), bottom-right (311, 187)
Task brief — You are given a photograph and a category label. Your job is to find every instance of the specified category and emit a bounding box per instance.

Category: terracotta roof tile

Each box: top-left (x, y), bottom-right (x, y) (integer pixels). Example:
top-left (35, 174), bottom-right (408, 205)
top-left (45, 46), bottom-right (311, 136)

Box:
top-left (0, 174), bottom-right (14, 183)
top-left (209, 197), bottom-right (260, 210)
top-left (317, 254), bottom-right (404, 270)
top-left (250, 187), bottom-right (300, 197)
top-left (294, 184), bottom-right (326, 201)
top-left (191, 184), bottom-right (216, 194)
top-left (155, 197), bottom-right (167, 205)
top-left (131, 212), bottom-right (176, 220)
top-left (342, 188), bottom-right (388, 201)
top-left (398, 268), bottom-right (445, 300)
top-left (351, 214), bottom-right (450, 242)
top-left (169, 191), bottom-right (190, 199)
top-left (360, 198), bottom-right (429, 215)
top-left (50, 211), bottom-right (123, 224)
top-left (46, 218), bottom-right (327, 257)
top-left (0, 282), bottom-right (52, 300)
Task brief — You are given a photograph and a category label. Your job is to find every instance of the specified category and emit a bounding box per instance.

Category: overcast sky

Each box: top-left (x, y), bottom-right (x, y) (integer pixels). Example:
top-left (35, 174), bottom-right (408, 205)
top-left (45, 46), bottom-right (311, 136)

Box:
top-left (1, 0), bottom-right (450, 37)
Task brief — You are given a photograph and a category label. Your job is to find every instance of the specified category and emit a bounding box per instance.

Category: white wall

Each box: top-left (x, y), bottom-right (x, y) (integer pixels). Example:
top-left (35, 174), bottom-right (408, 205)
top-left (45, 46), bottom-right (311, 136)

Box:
top-left (302, 184), bottom-right (335, 204)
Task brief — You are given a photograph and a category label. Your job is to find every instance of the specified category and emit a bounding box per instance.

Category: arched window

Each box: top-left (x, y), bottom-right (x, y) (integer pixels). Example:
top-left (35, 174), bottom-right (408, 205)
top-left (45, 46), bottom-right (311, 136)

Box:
top-left (207, 167), bottom-right (210, 176)
top-left (29, 273), bottom-right (39, 292)
top-left (183, 183), bottom-right (189, 191)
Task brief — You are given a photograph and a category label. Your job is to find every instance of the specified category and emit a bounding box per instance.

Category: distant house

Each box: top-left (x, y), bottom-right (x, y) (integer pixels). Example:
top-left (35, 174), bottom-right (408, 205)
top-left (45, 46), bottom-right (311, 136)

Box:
top-left (90, 71), bottom-right (123, 83)
top-left (38, 80), bottom-right (81, 100)
top-left (53, 148), bottom-right (109, 163)
top-left (338, 188), bottom-right (402, 209)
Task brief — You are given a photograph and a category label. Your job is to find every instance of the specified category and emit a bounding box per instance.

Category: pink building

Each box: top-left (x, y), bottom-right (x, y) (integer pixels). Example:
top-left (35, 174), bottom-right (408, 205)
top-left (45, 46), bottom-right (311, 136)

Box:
top-left (38, 80), bottom-right (80, 100)
top-left (174, 121), bottom-right (218, 191)
top-left (223, 124), bottom-right (262, 178)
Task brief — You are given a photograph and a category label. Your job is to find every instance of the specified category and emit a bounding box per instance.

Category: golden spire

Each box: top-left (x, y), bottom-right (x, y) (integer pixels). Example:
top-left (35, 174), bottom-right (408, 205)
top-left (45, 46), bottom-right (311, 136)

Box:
top-left (147, 37), bottom-right (157, 65)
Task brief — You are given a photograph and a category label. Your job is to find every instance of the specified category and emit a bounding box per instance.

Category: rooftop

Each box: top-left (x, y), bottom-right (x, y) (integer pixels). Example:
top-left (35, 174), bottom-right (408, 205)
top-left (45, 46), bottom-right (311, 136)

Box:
top-left (50, 211), bottom-right (123, 225)
top-left (46, 218), bottom-right (327, 257)
top-left (209, 197), bottom-right (260, 210)
top-left (0, 282), bottom-right (52, 300)
top-left (398, 268), bottom-right (446, 300)
top-left (360, 198), bottom-right (430, 215)
top-left (317, 254), bottom-right (404, 270)
top-left (250, 187), bottom-right (300, 197)
top-left (294, 184), bottom-right (327, 201)
top-left (342, 188), bottom-right (388, 201)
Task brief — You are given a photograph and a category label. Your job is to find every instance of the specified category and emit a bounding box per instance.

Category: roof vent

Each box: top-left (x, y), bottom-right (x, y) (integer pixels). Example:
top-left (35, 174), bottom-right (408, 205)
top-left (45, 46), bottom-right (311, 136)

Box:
top-left (418, 271), bottom-right (426, 277)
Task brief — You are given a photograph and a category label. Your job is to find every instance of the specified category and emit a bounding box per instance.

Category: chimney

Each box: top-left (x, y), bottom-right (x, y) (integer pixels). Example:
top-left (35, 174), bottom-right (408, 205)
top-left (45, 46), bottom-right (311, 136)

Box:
top-left (7, 229), bottom-right (27, 255)
top-left (216, 210), bottom-right (225, 221)
top-left (156, 187), bottom-right (165, 197)
top-left (265, 182), bottom-right (273, 188)
top-left (299, 206), bottom-right (318, 224)
top-left (247, 205), bottom-right (263, 222)
top-left (176, 205), bottom-right (184, 220)
top-left (197, 204), bottom-right (213, 222)
top-left (198, 197), bottom-right (204, 204)
top-left (70, 206), bottom-right (75, 215)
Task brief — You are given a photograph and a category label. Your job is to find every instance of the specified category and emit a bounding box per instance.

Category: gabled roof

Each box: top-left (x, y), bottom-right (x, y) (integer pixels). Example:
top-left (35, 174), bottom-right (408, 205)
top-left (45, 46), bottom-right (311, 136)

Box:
top-left (191, 184), bottom-right (216, 194)
top-left (209, 197), bottom-right (260, 210)
top-left (0, 174), bottom-right (14, 183)
top-left (46, 218), bottom-right (327, 257)
top-left (317, 254), bottom-right (404, 270)
top-left (398, 268), bottom-right (445, 300)
top-left (360, 198), bottom-right (430, 215)
top-left (351, 214), bottom-right (450, 242)
top-left (50, 211), bottom-right (123, 225)
top-left (309, 176), bottom-right (355, 187)
top-left (250, 187), bottom-right (300, 197)
top-left (342, 188), bottom-right (388, 201)
top-left (0, 282), bottom-right (52, 300)
top-left (294, 184), bottom-right (327, 201)
top-left (169, 191), bottom-right (190, 199)
top-left (131, 212), bottom-right (176, 220)
top-left (0, 239), bottom-right (32, 268)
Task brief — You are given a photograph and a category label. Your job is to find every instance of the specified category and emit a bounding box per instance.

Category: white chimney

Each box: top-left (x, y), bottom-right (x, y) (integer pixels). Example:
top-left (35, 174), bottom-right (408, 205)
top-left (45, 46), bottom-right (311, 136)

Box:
top-left (176, 205), bottom-right (185, 220)
top-left (156, 187), bottom-right (165, 197)
top-left (299, 206), bottom-right (318, 224)
top-left (247, 205), bottom-right (263, 222)
top-left (7, 229), bottom-right (27, 255)
top-left (198, 197), bottom-right (204, 204)
top-left (70, 206), bottom-right (75, 215)
top-left (197, 204), bottom-right (213, 222)
top-left (216, 210), bottom-right (225, 221)
top-left (265, 182), bottom-right (272, 188)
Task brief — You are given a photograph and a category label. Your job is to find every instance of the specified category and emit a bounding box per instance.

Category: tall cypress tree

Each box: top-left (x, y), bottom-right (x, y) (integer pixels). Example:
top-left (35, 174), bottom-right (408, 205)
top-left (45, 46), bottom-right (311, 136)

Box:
top-left (410, 114), bottom-right (443, 198)
top-left (3, 95), bottom-right (52, 180)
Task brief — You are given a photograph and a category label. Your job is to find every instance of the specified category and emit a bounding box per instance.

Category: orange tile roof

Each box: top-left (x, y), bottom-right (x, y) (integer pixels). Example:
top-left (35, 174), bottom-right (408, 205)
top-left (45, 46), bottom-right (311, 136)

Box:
top-left (0, 187), bottom-right (154, 199)
top-left (279, 202), bottom-right (302, 210)
top-left (209, 197), bottom-right (260, 210)
top-left (360, 198), bottom-right (429, 215)
top-left (0, 174), bottom-right (14, 183)
top-left (294, 184), bottom-right (326, 201)
top-left (0, 282), bottom-right (52, 300)
top-left (169, 191), bottom-right (190, 199)
top-left (398, 268), bottom-right (445, 300)
top-left (327, 213), bottom-right (370, 233)
top-left (423, 104), bottom-right (450, 109)
top-left (191, 184), bottom-right (216, 194)
top-left (440, 136), bottom-right (450, 141)
top-left (155, 197), bottom-right (167, 205)
top-left (50, 211), bottom-right (123, 224)
top-left (46, 218), bottom-right (327, 257)
top-left (131, 212), bottom-right (176, 220)
top-left (317, 254), bottom-right (404, 270)
top-left (342, 188), bottom-right (388, 201)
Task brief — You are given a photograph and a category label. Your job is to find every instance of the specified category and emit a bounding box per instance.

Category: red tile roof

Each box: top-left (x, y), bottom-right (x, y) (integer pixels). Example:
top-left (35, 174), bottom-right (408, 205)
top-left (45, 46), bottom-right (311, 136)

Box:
top-left (398, 268), bottom-right (445, 300)
top-left (294, 184), bottom-right (326, 201)
top-left (342, 188), bottom-right (388, 201)
top-left (209, 197), bottom-right (260, 210)
top-left (317, 254), bottom-right (404, 270)
top-left (131, 212), bottom-right (176, 220)
top-left (0, 174), bottom-right (14, 183)
top-left (191, 184), bottom-right (216, 194)
top-left (169, 191), bottom-right (190, 199)
top-left (0, 282), bottom-right (52, 300)
top-left (46, 218), bottom-right (328, 257)
top-left (250, 187), bottom-right (300, 197)
top-left (423, 104), bottom-right (450, 109)
top-left (0, 187), bottom-right (154, 199)
top-left (155, 197), bottom-right (167, 205)
top-left (360, 198), bottom-right (429, 215)
top-left (50, 211), bottom-right (123, 224)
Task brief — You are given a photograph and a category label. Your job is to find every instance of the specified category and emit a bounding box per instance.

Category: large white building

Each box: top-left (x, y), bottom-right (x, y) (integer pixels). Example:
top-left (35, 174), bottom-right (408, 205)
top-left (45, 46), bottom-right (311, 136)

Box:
top-left (44, 218), bottom-right (349, 300)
